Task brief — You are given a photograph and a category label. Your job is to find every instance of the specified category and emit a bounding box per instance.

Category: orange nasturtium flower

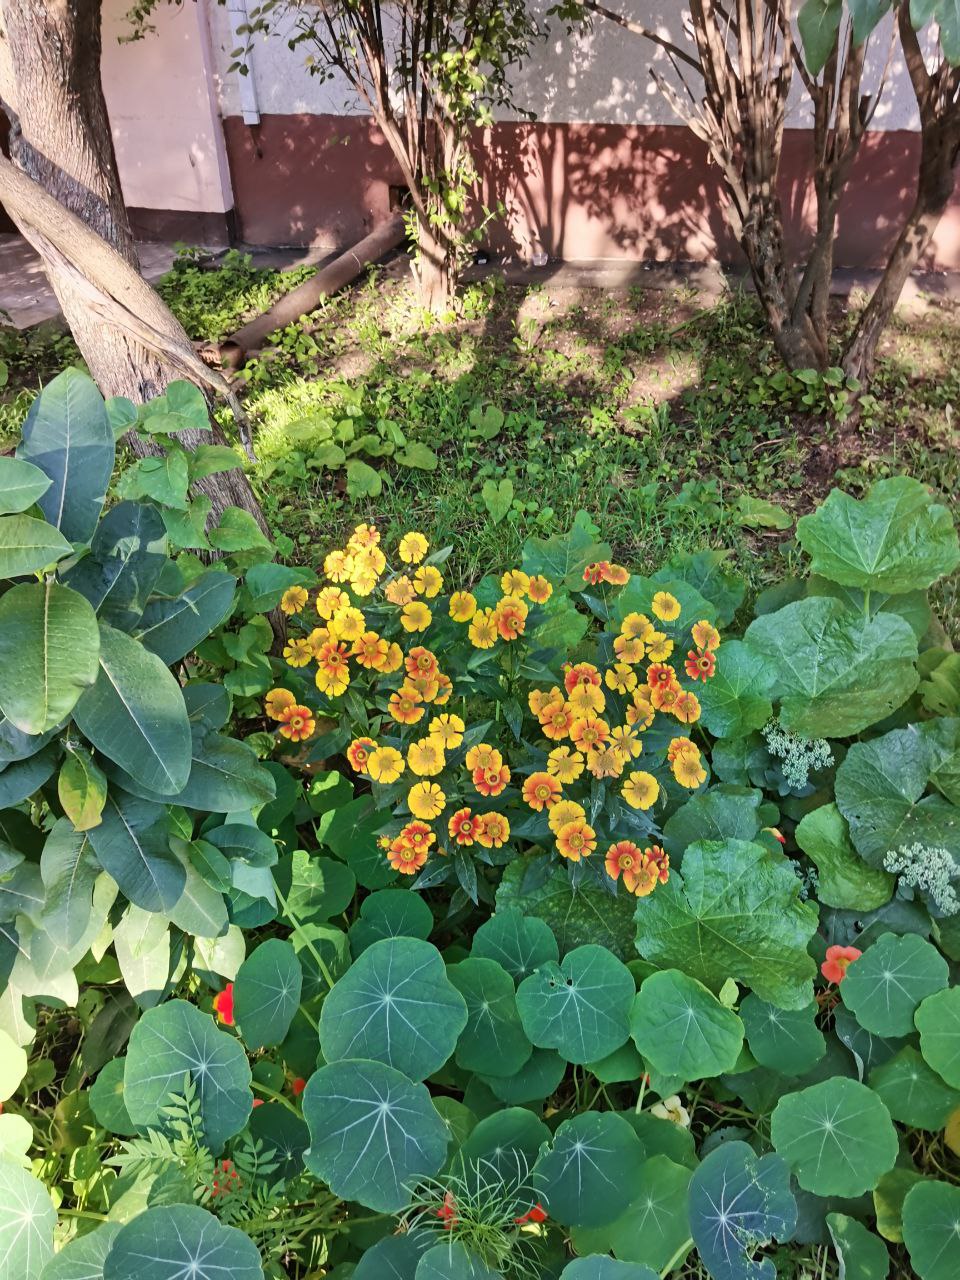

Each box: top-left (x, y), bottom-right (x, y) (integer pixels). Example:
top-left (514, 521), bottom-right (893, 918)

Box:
top-left (522, 772), bottom-right (562, 811)
top-left (280, 585), bottom-right (309, 615)
top-left (448, 808), bottom-right (480, 846)
top-left (213, 983), bottom-right (234, 1025)
top-left (556, 818), bottom-right (597, 861)
top-left (347, 737), bottom-right (378, 773)
top-left (685, 648), bottom-right (717, 682)
top-left (265, 687), bottom-right (296, 720)
top-left (276, 704), bottom-right (316, 742)
top-left (821, 945), bottom-right (862, 984)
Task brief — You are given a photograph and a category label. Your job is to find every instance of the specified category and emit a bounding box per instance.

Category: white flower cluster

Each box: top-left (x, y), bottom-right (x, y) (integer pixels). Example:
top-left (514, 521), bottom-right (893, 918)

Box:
top-left (884, 843), bottom-right (960, 916)
top-left (762, 718), bottom-right (834, 790)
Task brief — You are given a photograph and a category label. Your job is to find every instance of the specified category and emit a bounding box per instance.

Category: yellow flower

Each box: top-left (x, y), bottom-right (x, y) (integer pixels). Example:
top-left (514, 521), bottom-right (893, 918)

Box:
top-left (501, 569), bottom-right (530, 597)
top-left (647, 632), bottom-right (675, 662)
top-left (627, 689), bottom-right (656, 730)
top-left (548, 798), bottom-right (586, 834)
top-left (692, 620), bottom-right (721, 652)
top-left (409, 781), bottom-right (445, 820)
top-left (307, 626), bottom-right (331, 655)
top-left (605, 663), bottom-right (638, 694)
top-left (449, 590), bottom-right (477, 622)
top-left (381, 642), bottom-right (404, 673)
top-left (385, 575), bottom-right (416, 606)
top-left (611, 724), bottom-right (643, 761)
top-left (265, 687), bottom-right (296, 719)
top-left (621, 612), bottom-right (655, 642)
top-left (367, 746), bottom-right (404, 784)
top-left (315, 664), bottom-right (350, 697)
top-left (623, 770), bottom-right (660, 810)
top-left (614, 634), bottom-right (646, 665)
top-left (547, 746), bottom-right (585, 784)
top-left (399, 532), bottom-right (429, 564)
top-left (350, 570), bottom-right (378, 597)
top-left (329, 606), bottom-right (366, 643)
top-left (527, 575), bottom-right (553, 604)
top-left (652, 591), bottom-right (681, 622)
top-left (673, 747), bottom-right (707, 789)
top-left (434, 672), bottom-right (453, 704)
top-left (408, 737), bottom-right (446, 777)
top-left (280, 585), bottom-right (309, 615)
top-left (401, 601), bottom-right (433, 632)
top-left (283, 637), bottom-right (314, 668)
top-left (348, 522), bottom-right (380, 550)
top-left (430, 714), bottom-right (465, 749)
top-left (586, 745), bottom-right (625, 779)
top-left (469, 608), bottom-right (498, 649)
top-left (568, 682), bottom-right (606, 715)
top-left (324, 549), bottom-right (352, 583)
top-left (465, 744), bottom-right (502, 772)
top-left (315, 586), bottom-right (348, 619)
top-left (413, 565), bottom-right (443, 599)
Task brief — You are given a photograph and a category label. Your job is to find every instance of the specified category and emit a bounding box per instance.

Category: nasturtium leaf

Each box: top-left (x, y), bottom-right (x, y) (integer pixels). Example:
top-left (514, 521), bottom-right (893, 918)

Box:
top-left (496, 860), bottom-right (636, 959)
top-left (625, 1111), bottom-right (698, 1169)
top-left (698, 641), bottom-right (775, 739)
top-left (124, 999), bottom-right (252, 1152)
top-left (302, 1058), bottom-right (448, 1211)
top-left (233, 938), bottom-right (302, 1050)
top-left (901, 1179), bottom-right (960, 1280)
top-left (826, 1213), bottom-right (889, 1280)
top-left (247, 1103), bottom-right (309, 1181)
top-left (415, 1242), bottom-right (500, 1280)
top-left (481, 1047), bottom-right (567, 1104)
top-left (634, 839), bottom-right (819, 1010)
top-left (320, 938), bottom-right (467, 1080)
top-left (459, 1106), bottom-right (551, 1181)
top-left (89, 1057), bottom-right (136, 1136)
top-left (560, 1261), bottom-right (657, 1280)
top-left (137, 570), bottom-right (237, 666)
top-left (661, 786), bottom-right (763, 861)
top-left (86, 791), bottom-right (184, 913)
top-left (471, 906), bottom-right (558, 981)
top-left (0, 582), bottom-right (100, 734)
top-left (353, 1232), bottom-right (431, 1280)
top-left (0, 1026), bottom-right (27, 1101)
top-left (689, 1141), bottom-right (797, 1280)
top-left (516, 944), bottom-right (634, 1064)
top-left (630, 970), bottom-right (743, 1081)
top-left (350, 888), bottom-right (434, 956)
top-left (870, 1045), bottom-right (960, 1130)
top-left (571, 1155), bottom-right (693, 1271)
top-left (0, 456), bottom-right (50, 515)
top-left (61, 500), bottom-right (167, 631)
top-left (915, 987), bottom-right (960, 1087)
top-left (841, 933), bottom-right (948, 1037)
top-left (795, 477), bottom-right (960, 595)
top-left (587, 1039), bottom-right (646, 1083)
top-left (739, 994), bottom-right (826, 1076)
top-left (448, 957), bottom-right (531, 1077)
top-left (0, 1160), bottom-right (56, 1279)
top-left (794, 804), bottom-right (894, 910)
top-left (744, 598), bottom-right (918, 738)
top-left (873, 1166), bottom-right (925, 1243)
top-left (39, 1220), bottom-right (121, 1280)
top-left (770, 1077), bottom-right (898, 1196)
top-left (534, 1111), bottom-right (644, 1228)
top-left (103, 1205), bottom-right (264, 1280)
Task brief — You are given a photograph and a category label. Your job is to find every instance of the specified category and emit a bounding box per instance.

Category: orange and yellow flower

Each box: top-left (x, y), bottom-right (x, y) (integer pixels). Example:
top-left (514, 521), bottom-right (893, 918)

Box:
top-left (347, 737), bottom-right (378, 773)
top-left (556, 818), bottom-right (597, 861)
top-left (673, 690), bottom-right (701, 724)
top-left (385, 576), bottom-right (416, 606)
top-left (501, 569), bottom-right (530, 597)
top-left (265, 687), bottom-right (296, 720)
top-left (352, 631), bottom-right (389, 670)
top-left (570, 716), bottom-right (611, 752)
top-left (622, 770), bottom-right (659, 810)
top-left (448, 807), bottom-right (480, 846)
top-left (539, 699), bottom-right (574, 741)
top-left (473, 763), bottom-right (511, 797)
top-left (621, 612), bottom-right (656, 642)
top-left (605, 841), bottom-right (646, 893)
top-left (476, 811), bottom-right (511, 849)
top-left (605, 663), bottom-right (638, 694)
top-left (672, 746), bottom-right (707, 789)
top-left (276, 704), bottom-right (316, 742)
top-left (387, 839), bottom-right (429, 875)
top-left (692, 620), bottom-right (721, 652)
top-left (280, 585), bottom-right (309, 615)
top-left (564, 662), bottom-right (601, 694)
top-left (652, 591), bottom-right (681, 622)
top-left (389, 685), bottom-right (425, 725)
top-left (548, 799), bottom-right (586, 834)
top-left (465, 743), bottom-right (503, 773)
top-left (547, 746), bottom-right (585, 784)
top-left (449, 591), bottom-right (477, 622)
top-left (522, 771), bottom-right (562, 811)
top-left (316, 586), bottom-right (349, 619)
top-left (527, 575), bottom-right (553, 603)
top-left (430, 714), bottom-right (465, 749)
top-left (495, 596), bottom-right (528, 641)
top-left (684, 648), bottom-right (716, 682)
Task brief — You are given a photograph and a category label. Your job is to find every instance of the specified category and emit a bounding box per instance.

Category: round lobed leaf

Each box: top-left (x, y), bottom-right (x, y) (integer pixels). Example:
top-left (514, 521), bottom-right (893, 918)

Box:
top-left (448, 957), bottom-right (531, 1077)
top-left (570, 1154), bottom-right (692, 1271)
top-left (689, 1141), bottom-right (797, 1280)
top-left (630, 969), bottom-right (744, 1082)
top-left (349, 887), bottom-right (433, 956)
top-left (825, 1213), bottom-right (889, 1280)
top-left (471, 906), bottom-right (559, 982)
top-left (915, 986), bottom-right (960, 1088)
top-left (560, 1261), bottom-right (657, 1280)
top-left (415, 1242), bottom-right (500, 1280)
top-left (902, 1179), bottom-right (960, 1280)
top-left (102, 1205), bottom-right (263, 1280)
top-left (869, 1045), bottom-right (960, 1131)
top-left (740, 995), bottom-right (825, 1076)
top-left (841, 933), bottom-right (949, 1038)
top-left (233, 938), bottom-right (303, 1051)
top-left (0, 1159), bottom-right (55, 1280)
top-left (533, 1110), bottom-right (644, 1228)
top-left (516, 944), bottom-right (634, 1064)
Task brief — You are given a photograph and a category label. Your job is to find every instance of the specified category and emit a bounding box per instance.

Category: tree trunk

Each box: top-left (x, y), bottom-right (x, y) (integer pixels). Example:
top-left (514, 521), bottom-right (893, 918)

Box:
top-left (0, 0), bottom-right (268, 533)
top-left (414, 216), bottom-right (456, 313)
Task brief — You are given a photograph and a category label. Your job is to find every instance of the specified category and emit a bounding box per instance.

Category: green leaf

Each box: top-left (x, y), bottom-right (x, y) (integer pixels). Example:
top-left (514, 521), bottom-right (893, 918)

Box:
top-left (175, 729), bottom-right (276, 812)
top-left (86, 791), bottom-right (184, 912)
top-left (61, 501), bottom-right (168, 631)
top-left (798, 0), bottom-right (844, 74)
top-left (320, 938), bottom-right (467, 1080)
top-left (0, 582), bottom-right (100, 733)
top-left (612, 574), bottom-right (718, 629)
top-left (661, 785), bottom-right (762, 861)
top-left (344, 459), bottom-right (382, 499)
top-left (689, 1141), bottom-right (797, 1280)
top-left (796, 477), bottom-right (960, 594)
top-left (794, 804), bottom-right (894, 910)
top-left (302, 1058), bottom-right (448, 1211)
top-left (874, 1167), bottom-right (925, 1243)
top-left (496, 860), bottom-right (636, 959)
top-left (923, 716), bottom-right (960, 806)
top-left (770, 1077), bottom-right (898, 1196)
top-left (349, 888), bottom-right (434, 956)
top-left (902, 1179), bottom-right (960, 1280)
top-left (848, 0), bottom-right (893, 45)
top-left (481, 477), bottom-right (513, 524)
top-left (630, 969), bottom-right (744, 1081)
top-left (736, 494), bottom-right (793, 530)
top-left (39, 820), bottom-right (97, 948)
top-left (0, 513), bottom-right (73, 577)
top-left (119, 451), bottom-right (189, 510)
top-left (915, 987), bottom-right (960, 1087)
top-left (634, 839), bottom-right (819, 1010)
top-left (103, 1205), bottom-right (263, 1280)
top-left (938, 0), bottom-right (960, 63)
top-left (416, 1243), bottom-right (499, 1280)
top-left (16, 368), bottom-right (114, 543)
top-left (243, 562), bottom-right (313, 613)
top-left (0, 457), bottom-right (50, 515)
top-left (534, 1111), bottom-right (644, 1228)
top-left (58, 746), bottom-right (107, 832)
top-left (137, 570), bottom-right (236, 665)
top-left (471, 906), bottom-right (558, 981)
top-left (840, 933), bottom-right (948, 1037)
top-left (208, 507), bottom-right (271, 553)
top-left (870, 1045), bottom-right (960, 1130)
top-left (233, 938), bottom-right (302, 1050)
top-left (560, 1261), bottom-right (657, 1280)
top-left (113, 905), bottom-right (170, 1007)
top-left (0, 1160), bottom-right (56, 1280)
top-left (522, 511), bottom-right (612, 592)
top-left (826, 1213), bottom-right (889, 1280)
top-left (353, 1234), bottom-right (431, 1280)
top-left (448, 957), bottom-right (531, 1077)
top-left (480, 1047), bottom-right (566, 1104)
top-left (571, 1155), bottom-right (692, 1270)
top-left (654, 549), bottom-right (745, 628)
top-left (189, 444), bottom-right (242, 482)
top-left (459, 1106), bottom-right (550, 1178)
top-left (0, 746), bottom-right (59, 808)
top-left (395, 443), bottom-right (438, 470)
top-left (73, 624), bottom-right (191, 796)
top-left (39, 1221), bottom-right (121, 1279)
top-left (740, 995), bottom-right (825, 1076)
top-left (744, 597), bottom-right (919, 738)
top-left (698, 640), bottom-right (775, 739)
top-left (124, 999), bottom-right (252, 1152)
top-left (516, 944), bottom-right (634, 1064)
top-left (204, 823), bottom-right (277, 869)
top-left (0, 1027), bottom-right (27, 1101)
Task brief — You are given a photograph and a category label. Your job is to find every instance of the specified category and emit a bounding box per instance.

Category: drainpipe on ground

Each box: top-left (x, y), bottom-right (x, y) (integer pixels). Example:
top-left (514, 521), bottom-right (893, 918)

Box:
top-left (226, 0), bottom-right (261, 125)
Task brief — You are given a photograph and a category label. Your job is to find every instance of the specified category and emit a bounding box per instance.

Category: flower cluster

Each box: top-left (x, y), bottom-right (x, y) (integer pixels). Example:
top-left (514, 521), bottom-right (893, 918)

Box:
top-left (264, 525), bottom-right (725, 896)
top-left (884, 842), bottom-right (960, 916)
top-left (762, 717), bottom-right (834, 791)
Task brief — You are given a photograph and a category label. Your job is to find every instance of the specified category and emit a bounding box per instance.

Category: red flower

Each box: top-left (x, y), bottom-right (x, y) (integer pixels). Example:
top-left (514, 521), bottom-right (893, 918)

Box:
top-left (821, 944), bottom-right (862, 984)
top-left (684, 648), bottom-right (716, 682)
top-left (291, 1077), bottom-right (307, 1096)
top-left (436, 1191), bottom-right (458, 1230)
top-left (252, 1098), bottom-right (264, 1108)
top-left (212, 983), bottom-right (234, 1026)
top-left (515, 1202), bottom-right (548, 1224)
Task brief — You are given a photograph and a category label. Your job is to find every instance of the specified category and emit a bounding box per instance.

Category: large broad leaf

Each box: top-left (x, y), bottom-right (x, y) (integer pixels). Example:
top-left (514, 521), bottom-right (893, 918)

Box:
top-left (0, 457), bottom-right (50, 515)
top-left (39, 820), bottom-right (98, 948)
top-left (835, 725), bottom-right (960, 866)
top-left (320, 938), bottom-right (467, 1080)
top-left (770, 1077), bottom-right (898, 1196)
top-left (689, 1142), bottom-right (797, 1280)
top-left (416, 1243), bottom-right (500, 1280)
top-left (533, 1111), bottom-right (644, 1228)
top-left (496, 861), bottom-right (636, 959)
top-left (103, 1206), bottom-right (263, 1280)
top-left (794, 803), bottom-right (894, 910)
top-left (459, 1106), bottom-right (551, 1180)
top-left (86, 792), bottom-right (184, 912)
top-left (902, 1179), bottom-right (960, 1280)
top-left (740, 995), bottom-right (825, 1076)
top-left (58, 745), bottom-right (108, 832)
top-left (826, 1213), bottom-right (890, 1280)
top-left (448, 957), bottom-right (531, 1076)
top-left (0, 582), bottom-right (100, 733)
top-left (0, 747), bottom-right (59, 809)
top-left (698, 640), bottom-right (775, 739)
top-left (571, 1155), bottom-right (692, 1270)
top-left (924, 716), bottom-right (960, 806)
top-left (870, 1045), bottom-right (960, 1130)
top-left (795, 477), bottom-right (959, 594)
top-left (744, 598), bottom-right (918, 738)
top-left (0, 1160), bottom-right (56, 1279)
top-left (634, 839), bottom-right (819, 1010)
top-left (233, 938), bottom-right (302, 1050)
top-left (349, 888), bottom-right (434, 957)
top-left (302, 1058), bottom-right (449, 1212)
top-left (631, 969), bottom-right (744, 1081)
top-left (174, 729), bottom-right (275, 812)
top-left (73, 624), bottom-right (190, 796)
top-left (113, 906), bottom-right (171, 1008)
top-left (521, 512), bottom-right (612, 591)
top-left (17, 368), bottom-right (114, 544)
top-left (0, 514), bottom-right (73, 577)
top-left (560, 1261), bottom-right (657, 1280)
top-left (654, 548), bottom-right (745, 627)
top-left (516, 944), bottom-right (634, 1064)
top-left (915, 987), bottom-right (960, 1087)
top-left (124, 999), bottom-right (252, 1152)
top-left (61, 501), bottom-right (168, 630)
top-left (137, 571), bottom-right (237, 665)
top-left (353, 1233), bottom-right (432, 1280)
top-left (841, 933), bottom-right (948, 1037)
top-left (661, 785), bottom-right (763, 862)
top-left (39, 1220), bottom-right (121, 1280)
top-left (798, 0), bottom-right (843, 74)
top-left (470, 906), bottom-right (558, 981)
top-left (480, 1048), bottom-right (566, 1105)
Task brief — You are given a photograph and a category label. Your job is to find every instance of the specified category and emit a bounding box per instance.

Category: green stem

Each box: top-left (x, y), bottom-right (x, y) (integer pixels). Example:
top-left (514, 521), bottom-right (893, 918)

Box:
top-left (659, 1237), bottom-right (693, 1277)
top-left (274, 883), bottom-right (336, 990)
top-left (251, 1080), bottom-right (302, 1117)
top-left (57, 1208), bottom-right (109, 1222)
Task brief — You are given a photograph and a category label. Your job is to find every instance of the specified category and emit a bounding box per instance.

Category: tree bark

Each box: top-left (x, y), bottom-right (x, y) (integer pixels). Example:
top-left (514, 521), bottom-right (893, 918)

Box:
top-left (414, 217), bottom-right (455, 313)
top-left (0, 0), bottom-right (268, 533)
